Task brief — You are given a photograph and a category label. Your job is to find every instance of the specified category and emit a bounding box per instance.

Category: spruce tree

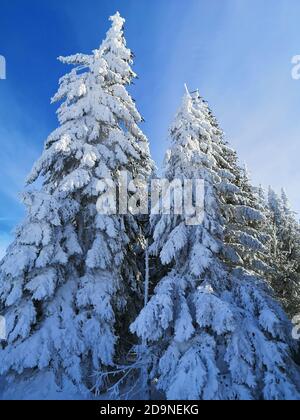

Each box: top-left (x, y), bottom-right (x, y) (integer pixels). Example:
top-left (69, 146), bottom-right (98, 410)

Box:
top-left (131, 90), bottom-right (300, 400)
top-left (0, 12), bottom-right (152, 398)
top-left (268, 188), bottom-right (300, 317)
top-left (190, 95), bottom-right (273, 279)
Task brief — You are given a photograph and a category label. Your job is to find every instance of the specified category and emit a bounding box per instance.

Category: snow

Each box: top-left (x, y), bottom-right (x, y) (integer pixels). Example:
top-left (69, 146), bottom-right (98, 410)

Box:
top-left (1, 12), bottom-right (300, 402)
top-left (0, 11), bottom-right (153, 399)
top-left (0, 371), bottom-right (91, 400)
top-left (131, 89), bottom-right (300, 400)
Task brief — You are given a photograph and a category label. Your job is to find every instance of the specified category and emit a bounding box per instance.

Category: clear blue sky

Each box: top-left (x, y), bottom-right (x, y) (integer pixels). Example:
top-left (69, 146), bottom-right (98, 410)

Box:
top-left (1, 0), bottom-right (300, 257)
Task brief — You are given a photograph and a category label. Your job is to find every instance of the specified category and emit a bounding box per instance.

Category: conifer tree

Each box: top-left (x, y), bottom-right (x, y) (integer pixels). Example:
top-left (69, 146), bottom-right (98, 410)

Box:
top-left (190, 96), bottom-right (273, 279)
top-left (131, 90), bottom-right (300, 400)
top-left (268, 188), bottom-right (300, 317)
top-left (0, 12), bottom-right (152, 397)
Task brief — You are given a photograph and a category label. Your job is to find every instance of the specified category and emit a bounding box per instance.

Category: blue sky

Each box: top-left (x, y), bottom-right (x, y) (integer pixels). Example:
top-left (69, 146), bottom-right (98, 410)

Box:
top-left (0, 0), bottom-right (300, 257)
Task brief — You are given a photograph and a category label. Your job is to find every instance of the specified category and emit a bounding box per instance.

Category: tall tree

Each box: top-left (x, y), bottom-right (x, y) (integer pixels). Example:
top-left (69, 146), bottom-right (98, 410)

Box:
top-left (0, 12), bottom-right (153, 398)
top-left (268, 187), bottom-right (300, 317)
top-left (131, 90), bottom-right (300, 400)
top-left (189, 95), bottom-right (273, 280)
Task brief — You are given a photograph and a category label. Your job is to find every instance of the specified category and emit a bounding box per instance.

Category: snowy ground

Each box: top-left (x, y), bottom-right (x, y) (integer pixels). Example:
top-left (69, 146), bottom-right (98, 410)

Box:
top-left (0, 372), bottom-right (86, 400)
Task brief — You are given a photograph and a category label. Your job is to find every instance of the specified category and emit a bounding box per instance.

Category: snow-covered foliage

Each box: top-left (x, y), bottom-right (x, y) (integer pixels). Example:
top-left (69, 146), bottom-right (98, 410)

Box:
top-left (0, 11), bottom-right (299, 401)
top-left (0, 12), bottom-right (152, 398)
top-left (131, 90), bottom-right (300, 400)
top-left (268, 187), bottom-right (300, 317)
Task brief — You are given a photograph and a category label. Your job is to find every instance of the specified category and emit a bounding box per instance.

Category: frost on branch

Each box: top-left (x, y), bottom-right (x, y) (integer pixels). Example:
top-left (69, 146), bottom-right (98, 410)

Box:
top-left (0, 11), bottom-right (153, 398)
top-left (131, 90), bottom-right (300, 400)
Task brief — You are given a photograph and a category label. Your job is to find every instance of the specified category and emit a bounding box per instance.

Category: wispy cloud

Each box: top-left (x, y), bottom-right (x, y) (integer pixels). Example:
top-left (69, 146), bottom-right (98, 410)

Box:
top-left (140, 0), bottom-right (300, 213)
top-left (0, 88), bottom-right (48, 232)
top-left (1, 0), bottom-right (300, 219)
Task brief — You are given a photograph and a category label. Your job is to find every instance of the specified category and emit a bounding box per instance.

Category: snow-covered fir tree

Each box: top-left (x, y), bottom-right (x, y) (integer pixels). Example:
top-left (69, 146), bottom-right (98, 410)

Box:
top-left (0, 12), bottom-right (153, 398)
top-left (190, 94), bottom-right (273, 280)
top-left (131, 89), bottom-right (300, 400)
top-left (268, 187), bottom-right (300, 317)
